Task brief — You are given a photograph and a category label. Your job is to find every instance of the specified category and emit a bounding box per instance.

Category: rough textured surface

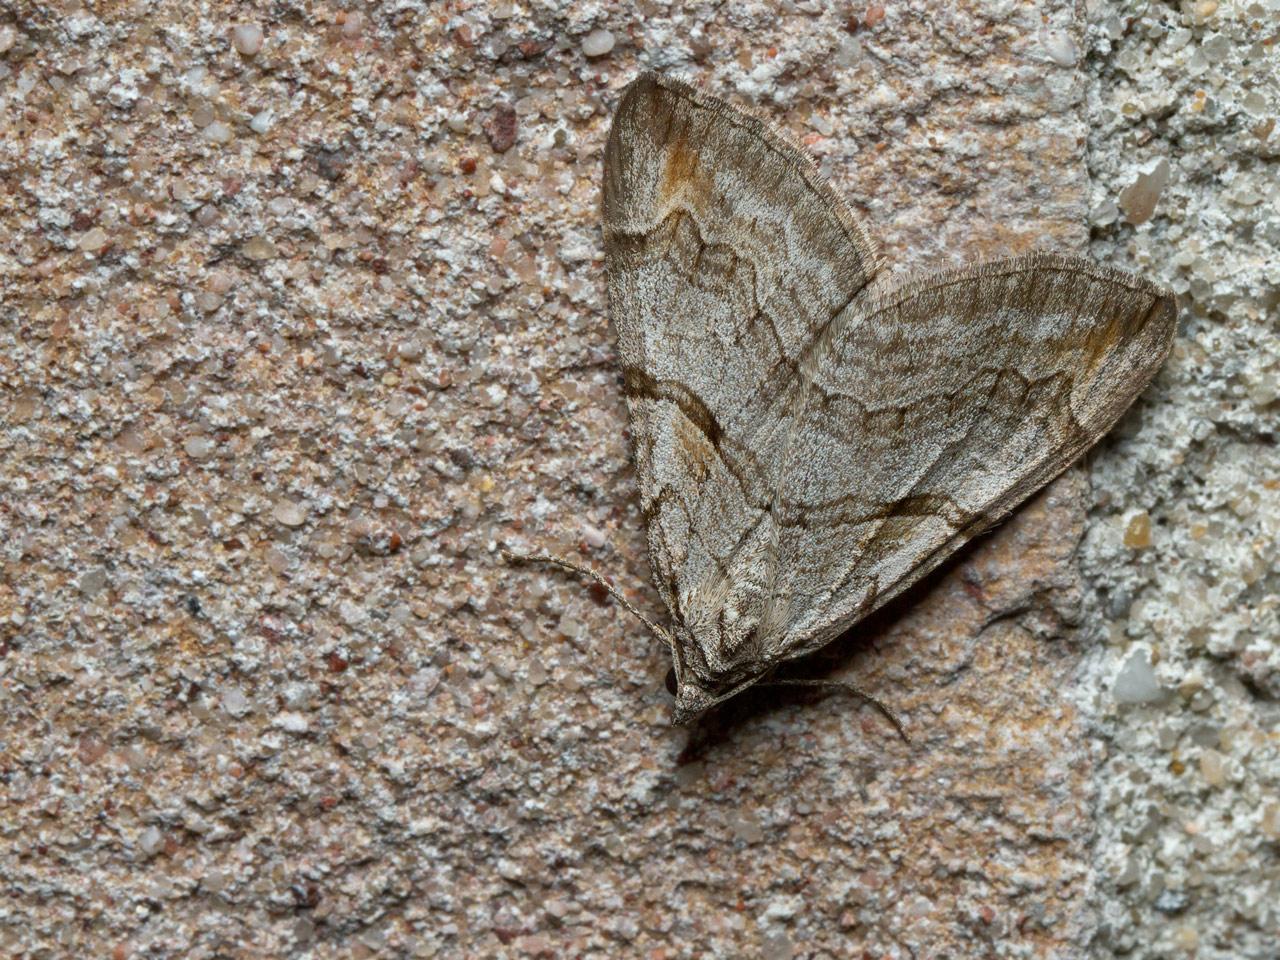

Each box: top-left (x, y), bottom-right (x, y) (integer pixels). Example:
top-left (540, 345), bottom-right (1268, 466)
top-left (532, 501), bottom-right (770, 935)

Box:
top-left (0, 1), bottom-right (1269, 958)
top-left (1080, 1), bottom-right (1280, 957)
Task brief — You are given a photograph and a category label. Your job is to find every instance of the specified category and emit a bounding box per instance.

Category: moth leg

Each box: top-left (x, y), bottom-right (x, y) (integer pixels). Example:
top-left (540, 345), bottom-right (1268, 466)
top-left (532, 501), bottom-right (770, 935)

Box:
top-left (764, 679), bottom-right (911, 743)
top-left (499, 549), bottom-right (674, 651)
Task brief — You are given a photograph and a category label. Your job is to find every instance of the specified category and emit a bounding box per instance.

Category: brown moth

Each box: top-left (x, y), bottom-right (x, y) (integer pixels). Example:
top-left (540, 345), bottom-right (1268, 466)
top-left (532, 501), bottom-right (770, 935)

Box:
top-left (510, 72), bottom-right (1175, 731)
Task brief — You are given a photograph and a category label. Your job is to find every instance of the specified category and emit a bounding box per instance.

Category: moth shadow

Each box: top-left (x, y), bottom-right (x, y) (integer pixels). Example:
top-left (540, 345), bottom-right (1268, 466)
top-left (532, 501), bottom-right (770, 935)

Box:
top-left (676, 533), bottom-right (989, 763)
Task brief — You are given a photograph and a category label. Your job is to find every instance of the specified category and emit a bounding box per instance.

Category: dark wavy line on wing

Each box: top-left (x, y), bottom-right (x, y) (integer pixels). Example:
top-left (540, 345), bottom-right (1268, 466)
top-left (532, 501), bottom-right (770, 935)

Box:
top-left (610, 206), bottom-right (862, 442)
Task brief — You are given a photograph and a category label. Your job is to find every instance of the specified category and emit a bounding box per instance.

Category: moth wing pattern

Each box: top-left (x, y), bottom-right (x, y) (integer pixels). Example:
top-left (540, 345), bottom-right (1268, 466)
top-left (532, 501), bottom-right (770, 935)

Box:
top-left (603, 73), bottom-right (879, 708)
top-left (602, 72), bottom-right (1176, 720)
top-left (770, 255), bottom-right (1176, 659)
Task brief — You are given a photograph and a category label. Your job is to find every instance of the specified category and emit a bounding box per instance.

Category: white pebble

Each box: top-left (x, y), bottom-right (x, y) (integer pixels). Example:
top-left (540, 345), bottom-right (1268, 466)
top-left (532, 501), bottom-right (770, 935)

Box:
top-left (397, 337), bottom-right (425, 360)
top-left (282, 682), bottom-right (314, 710)
top-left (78, 227), bottom-right (109, 253)
top-left (581, 29), bottom-right (615, 58)
top-left (222, 686), bottom-right (250, 717)
top-left (339, 601), bottom-right (368, 627)
top-left (761, 895), bottom-right (802, 922)
top-left (202, 121), bottom-right (233, 144)
top-left (1043, 31), bottom-right (1078, 68)
top-left (184, 436), bottom-right (215, 458)
top-left (1113, 650), bottom-right (1165, 705)
top-left (497, 859), bottom-right (523, 881)
top-left (273, 499), bottom-right (308, 527)
top-left (1200, 749), bottom-right (1226, 787)
top-left (138, 826), bottom-right (165, 858)
top-left (273, 711), bottom-right (310, 733)
top-left (1090, 200), bottom-right (1119, 226)
top-left (249, 108), bottom-right (274, 134)
top-left (232, 24), bottom-right (263, 56)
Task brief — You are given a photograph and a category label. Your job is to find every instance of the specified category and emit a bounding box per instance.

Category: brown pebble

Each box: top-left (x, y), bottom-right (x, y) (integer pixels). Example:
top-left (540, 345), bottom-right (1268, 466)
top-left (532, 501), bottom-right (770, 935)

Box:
top-left (459, 157), bottom-right (477, 175)
top-left (485, 103), bottom-right (518, 153)
top-left (1124, 512), bottom-right (1152, 549)
top-left (316, 149), bottom-right (350, 182)
top-left (78, 734), bottom-right (109, 765)
top-left (1119, 158), bottom-right (1170, 225)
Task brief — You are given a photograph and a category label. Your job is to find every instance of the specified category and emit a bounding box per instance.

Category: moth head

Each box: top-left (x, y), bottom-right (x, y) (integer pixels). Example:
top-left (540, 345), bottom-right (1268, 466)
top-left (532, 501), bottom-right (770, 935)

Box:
top-left (669, 663), bottom-right (769, 725)
top-left (668, 567), bottom-right (780, 723)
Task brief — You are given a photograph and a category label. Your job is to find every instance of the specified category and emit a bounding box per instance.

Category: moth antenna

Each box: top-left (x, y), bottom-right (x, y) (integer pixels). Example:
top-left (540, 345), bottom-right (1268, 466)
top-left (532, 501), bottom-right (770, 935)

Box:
top-left (500, 549), bottom-right (674, 650)
top-left (765, 679), bottom-right (911, 743)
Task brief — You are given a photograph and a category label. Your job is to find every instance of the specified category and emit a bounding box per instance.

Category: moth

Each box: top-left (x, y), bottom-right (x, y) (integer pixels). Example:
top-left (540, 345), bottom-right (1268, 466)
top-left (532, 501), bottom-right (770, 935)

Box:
top-left (509, 73), bottom-right (1175, 733)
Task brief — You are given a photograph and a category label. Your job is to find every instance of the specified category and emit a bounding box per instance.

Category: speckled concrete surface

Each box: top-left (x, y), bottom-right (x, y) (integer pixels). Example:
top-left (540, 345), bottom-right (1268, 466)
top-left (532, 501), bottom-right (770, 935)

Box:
top-left (1079, 1), bottom-right (1279, 957)
top-left (0, 2), bottom-right (1272, 958)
